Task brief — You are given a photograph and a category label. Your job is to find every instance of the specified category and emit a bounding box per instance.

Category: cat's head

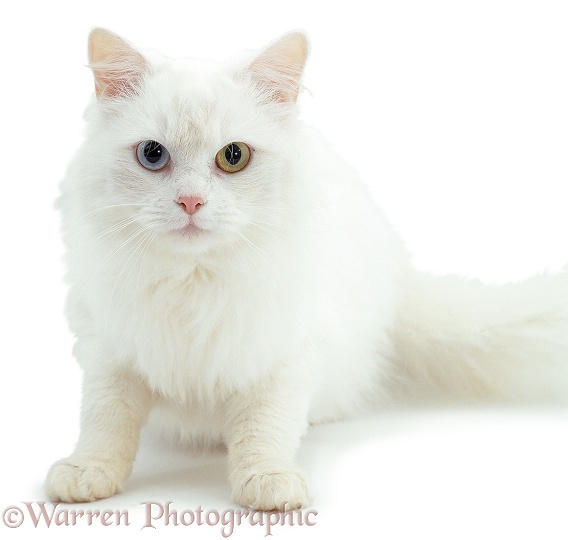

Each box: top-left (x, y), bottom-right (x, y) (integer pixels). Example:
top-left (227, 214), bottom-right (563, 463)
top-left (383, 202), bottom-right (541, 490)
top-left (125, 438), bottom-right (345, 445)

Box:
top-left (73, 28), bottom-right (310, 259)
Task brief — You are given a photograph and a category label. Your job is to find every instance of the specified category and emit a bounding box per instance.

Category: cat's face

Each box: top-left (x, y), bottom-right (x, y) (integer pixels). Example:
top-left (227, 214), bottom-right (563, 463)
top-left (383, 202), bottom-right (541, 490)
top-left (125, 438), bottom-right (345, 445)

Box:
top-left (78, 29), bottom-right (308, 256)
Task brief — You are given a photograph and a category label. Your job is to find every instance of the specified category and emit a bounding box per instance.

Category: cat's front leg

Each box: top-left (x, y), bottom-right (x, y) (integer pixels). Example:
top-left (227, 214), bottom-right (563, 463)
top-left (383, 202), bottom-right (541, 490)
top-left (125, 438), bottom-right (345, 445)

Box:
top-left (44, 363), bottom-right (152, 503)
top-left (224, 366), bottom-right (313, 511)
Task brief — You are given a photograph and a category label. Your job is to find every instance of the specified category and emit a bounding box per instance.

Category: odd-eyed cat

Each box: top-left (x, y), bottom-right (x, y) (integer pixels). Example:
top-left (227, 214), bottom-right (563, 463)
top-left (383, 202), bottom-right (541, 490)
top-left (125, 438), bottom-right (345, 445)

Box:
top-left (45, 28), bottom-right (568, 511)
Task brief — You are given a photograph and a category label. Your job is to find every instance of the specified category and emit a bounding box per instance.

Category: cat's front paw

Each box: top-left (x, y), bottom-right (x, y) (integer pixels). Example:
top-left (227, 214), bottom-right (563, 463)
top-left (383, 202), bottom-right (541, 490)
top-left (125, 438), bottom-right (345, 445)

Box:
top-left (44, 456), bottom-right (124, 503)
top-left (231, 466), bottom-right (311, 511)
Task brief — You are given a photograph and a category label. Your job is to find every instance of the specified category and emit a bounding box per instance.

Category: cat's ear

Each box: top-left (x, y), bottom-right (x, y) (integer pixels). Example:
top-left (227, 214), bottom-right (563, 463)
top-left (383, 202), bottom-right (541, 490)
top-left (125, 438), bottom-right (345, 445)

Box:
top-left (246, 32), bottom-right (309, 103)
top-left (88, 28), bottom-right (148, 100)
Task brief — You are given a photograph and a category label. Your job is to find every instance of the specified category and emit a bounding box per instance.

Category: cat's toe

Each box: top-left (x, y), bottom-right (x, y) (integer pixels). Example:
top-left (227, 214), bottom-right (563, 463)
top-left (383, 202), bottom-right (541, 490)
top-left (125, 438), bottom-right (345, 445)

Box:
top-left (232, 467), bottom-right (311, 511)
top-left (44, 456), bottom-right (123, 503)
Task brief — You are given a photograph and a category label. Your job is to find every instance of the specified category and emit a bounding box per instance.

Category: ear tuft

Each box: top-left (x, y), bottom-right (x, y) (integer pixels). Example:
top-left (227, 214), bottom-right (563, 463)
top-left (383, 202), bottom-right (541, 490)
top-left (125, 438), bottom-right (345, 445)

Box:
top-left (246, 31), bottom-right (309, 103)
top-left (88, 28), bottom-right (147, 100)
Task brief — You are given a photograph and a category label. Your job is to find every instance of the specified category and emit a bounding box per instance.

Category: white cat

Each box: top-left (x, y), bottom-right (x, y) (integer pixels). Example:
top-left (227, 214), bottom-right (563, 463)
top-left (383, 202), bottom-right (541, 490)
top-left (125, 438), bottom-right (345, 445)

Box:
top-left (44, 28), bottom-right (568, 511)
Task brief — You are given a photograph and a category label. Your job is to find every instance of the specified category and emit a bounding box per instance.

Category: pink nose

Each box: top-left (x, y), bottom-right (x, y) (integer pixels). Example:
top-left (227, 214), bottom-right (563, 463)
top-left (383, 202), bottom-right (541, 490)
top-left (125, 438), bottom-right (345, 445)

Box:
top-left (177, 196), bottom-right (205, 215)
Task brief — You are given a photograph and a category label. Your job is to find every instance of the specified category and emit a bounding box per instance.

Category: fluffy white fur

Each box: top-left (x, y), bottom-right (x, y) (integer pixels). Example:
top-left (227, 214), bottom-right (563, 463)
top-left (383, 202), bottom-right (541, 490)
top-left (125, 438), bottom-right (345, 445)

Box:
top-left (44, 29), bottom-right (568, 511)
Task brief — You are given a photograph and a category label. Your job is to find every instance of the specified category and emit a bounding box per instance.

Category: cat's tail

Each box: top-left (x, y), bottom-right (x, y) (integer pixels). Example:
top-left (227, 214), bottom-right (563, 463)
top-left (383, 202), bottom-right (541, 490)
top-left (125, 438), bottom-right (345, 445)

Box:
top-left (390, 267), bottom-right (568, 404)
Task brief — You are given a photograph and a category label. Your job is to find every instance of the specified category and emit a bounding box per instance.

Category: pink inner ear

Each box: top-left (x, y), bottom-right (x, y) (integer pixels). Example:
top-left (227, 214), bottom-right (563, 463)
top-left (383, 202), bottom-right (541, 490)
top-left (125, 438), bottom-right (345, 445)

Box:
top-left (247, 32), bottom-right (309, 103)
top-left (88, 28), bottom-right (147, 100)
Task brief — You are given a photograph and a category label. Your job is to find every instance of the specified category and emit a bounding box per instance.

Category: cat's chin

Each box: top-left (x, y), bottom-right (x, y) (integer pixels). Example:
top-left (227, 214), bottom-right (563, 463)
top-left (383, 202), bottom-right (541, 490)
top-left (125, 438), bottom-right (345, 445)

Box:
top-left (160, 224), bottom-right (214, 255)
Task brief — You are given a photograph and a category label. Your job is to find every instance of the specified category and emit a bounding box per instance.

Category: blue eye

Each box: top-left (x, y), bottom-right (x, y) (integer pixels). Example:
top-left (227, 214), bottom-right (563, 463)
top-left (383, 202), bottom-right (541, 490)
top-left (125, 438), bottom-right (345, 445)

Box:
top-left (136, 140), bottom-right (170, 171)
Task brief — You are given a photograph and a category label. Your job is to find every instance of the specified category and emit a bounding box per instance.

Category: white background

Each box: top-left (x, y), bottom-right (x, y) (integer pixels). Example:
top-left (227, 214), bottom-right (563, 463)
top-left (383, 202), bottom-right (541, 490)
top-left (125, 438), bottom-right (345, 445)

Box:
top-left (1, 1), bottom-right (568, 538)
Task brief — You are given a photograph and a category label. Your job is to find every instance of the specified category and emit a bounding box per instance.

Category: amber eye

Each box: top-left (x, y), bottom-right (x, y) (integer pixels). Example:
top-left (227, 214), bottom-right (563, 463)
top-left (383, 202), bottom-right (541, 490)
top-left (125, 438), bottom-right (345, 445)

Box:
top-left (215, 142), bottom-right (251, 173)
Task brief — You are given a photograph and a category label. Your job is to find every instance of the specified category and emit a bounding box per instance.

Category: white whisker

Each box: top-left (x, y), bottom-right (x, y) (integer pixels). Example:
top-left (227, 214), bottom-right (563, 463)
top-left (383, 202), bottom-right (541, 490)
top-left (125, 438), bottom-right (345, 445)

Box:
top-left (133, 231), bottom-right (158, 296)
top-left (66, 202), bottom-right (144, 230)
top-left (235, 230), bottom-right (269, 259)
top-left (103, 225), bottom-right (160, 338)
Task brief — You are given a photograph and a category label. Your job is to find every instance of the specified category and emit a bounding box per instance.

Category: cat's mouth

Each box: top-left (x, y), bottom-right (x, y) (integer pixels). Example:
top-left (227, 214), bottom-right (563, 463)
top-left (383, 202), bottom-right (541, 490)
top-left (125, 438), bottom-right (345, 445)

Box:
top-left (177, 221), bottom-right (205, 237)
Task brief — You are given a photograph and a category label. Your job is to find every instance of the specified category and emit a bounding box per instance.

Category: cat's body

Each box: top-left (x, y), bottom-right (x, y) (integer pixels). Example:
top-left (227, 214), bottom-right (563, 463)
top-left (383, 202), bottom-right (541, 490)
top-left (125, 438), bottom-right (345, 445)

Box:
top-left (45, 29), bottom-right (568, 510)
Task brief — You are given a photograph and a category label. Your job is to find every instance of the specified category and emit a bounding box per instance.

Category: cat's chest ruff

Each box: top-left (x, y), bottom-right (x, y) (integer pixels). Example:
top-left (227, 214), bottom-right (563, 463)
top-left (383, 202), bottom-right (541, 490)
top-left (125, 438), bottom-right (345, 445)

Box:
top-left (116, 265), bottom-right (299, 401)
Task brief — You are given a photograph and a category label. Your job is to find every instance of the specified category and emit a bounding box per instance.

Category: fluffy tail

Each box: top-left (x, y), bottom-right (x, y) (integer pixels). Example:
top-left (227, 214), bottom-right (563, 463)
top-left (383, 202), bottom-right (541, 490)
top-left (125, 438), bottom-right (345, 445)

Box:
top-left (391, 267), bottom-right (568, 404)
